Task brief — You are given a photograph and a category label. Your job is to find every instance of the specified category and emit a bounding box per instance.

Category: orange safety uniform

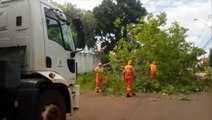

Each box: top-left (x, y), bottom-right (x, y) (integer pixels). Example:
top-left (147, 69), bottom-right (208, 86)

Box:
top-left (95, 65), bottom-right (104, 92)
top-left (123, 60), bottom-right (135, 96)
top-left (149, 63), bottom-right (157, 78)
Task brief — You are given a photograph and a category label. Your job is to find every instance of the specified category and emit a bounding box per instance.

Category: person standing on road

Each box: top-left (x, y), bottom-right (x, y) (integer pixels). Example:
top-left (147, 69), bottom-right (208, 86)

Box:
top-left (149, 61), bottom-right (157, 78)
top-left (95, 63), bottom-right (104, 93)
top-left (123, 60), bottom-right (135, 97)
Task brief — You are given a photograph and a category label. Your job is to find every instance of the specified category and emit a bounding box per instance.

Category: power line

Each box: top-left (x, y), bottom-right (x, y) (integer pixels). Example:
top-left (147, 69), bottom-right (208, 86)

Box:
top-left (194, 16), bottom-right (212, 49)
top-left (199, 28), bottom-right (211, 47)
top-left (202, 36), bottom-right (212, 49)
top-left (195, 17), bottom-right (210, 46)
top-left (196, 21), bottom-right (207, 44)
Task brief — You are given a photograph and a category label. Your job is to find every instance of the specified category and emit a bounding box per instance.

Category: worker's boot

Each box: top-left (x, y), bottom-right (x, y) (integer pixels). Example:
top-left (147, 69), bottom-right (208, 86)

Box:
top-left (96, 90), bottom-right (100, 93)
top-left (126, 93), bottom-right (132, 97)
top-left (132, 93), bottom-right (136, 96)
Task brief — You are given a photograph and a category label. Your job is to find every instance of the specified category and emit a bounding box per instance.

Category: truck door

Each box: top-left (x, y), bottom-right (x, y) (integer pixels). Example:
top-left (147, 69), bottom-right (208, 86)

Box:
top-left (41, 3), bottom-right (76, 84)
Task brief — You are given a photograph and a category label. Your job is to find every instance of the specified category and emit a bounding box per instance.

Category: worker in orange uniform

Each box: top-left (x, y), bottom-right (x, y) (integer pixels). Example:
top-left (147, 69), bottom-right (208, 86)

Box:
top-left (123, 60), bottom-right (135, 97)
top-left (149, 61), bottom-right (157, 78)
top-left (95, 63), bottom-right (104, 93)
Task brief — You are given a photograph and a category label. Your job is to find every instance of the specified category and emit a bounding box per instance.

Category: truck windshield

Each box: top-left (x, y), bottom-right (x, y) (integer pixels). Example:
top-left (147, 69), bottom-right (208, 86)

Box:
top-left (45, 8), bottom-right (75, 51)
top-left (61, 23), bottom-right (75, 51)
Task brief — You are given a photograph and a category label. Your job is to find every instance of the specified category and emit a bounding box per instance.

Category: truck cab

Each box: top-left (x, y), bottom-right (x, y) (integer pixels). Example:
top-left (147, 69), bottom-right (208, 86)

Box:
top-left (0, 0), bottom-right (84, 120)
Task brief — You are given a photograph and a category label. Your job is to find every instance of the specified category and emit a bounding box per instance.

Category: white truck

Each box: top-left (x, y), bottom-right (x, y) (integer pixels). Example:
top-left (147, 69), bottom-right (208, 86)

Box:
top-left (0, 0), bottom-right (85, 120)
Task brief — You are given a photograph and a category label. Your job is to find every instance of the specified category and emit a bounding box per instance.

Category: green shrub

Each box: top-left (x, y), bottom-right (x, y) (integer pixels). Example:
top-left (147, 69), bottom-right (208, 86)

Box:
top-left (77, 72), bottom-right (96, 91)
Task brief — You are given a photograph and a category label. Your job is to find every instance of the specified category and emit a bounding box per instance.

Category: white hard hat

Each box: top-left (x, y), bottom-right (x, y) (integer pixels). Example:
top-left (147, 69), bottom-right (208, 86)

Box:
top-left (98, 63), bottom-right (102, 66)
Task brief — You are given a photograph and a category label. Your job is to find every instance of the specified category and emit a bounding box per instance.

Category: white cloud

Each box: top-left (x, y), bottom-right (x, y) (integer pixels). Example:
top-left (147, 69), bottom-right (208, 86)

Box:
top-left (143, 0), bottom-right (211, 50)
top-left (52, 0), bottom-right (102, 10)
top-left (70, 0), bottom-right (102, 10)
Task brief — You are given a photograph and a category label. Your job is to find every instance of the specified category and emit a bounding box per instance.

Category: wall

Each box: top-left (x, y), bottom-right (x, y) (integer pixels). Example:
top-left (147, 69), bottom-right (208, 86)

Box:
top-left (75, 53), bottom-right (100, 74)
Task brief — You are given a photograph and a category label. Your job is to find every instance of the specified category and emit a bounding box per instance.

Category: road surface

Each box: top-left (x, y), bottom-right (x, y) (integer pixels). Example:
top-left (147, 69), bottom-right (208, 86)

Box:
top-left (68, 91), bottom-right (212, 120)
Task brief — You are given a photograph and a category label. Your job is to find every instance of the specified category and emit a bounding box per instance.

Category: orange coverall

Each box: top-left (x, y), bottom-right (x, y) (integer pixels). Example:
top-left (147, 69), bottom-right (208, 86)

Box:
top-left (123, 61), bottom-right (135, 96)
top-left (95, 66), bottom-right (104, 92)
top-left (149, 63), bottom-right (157, 78)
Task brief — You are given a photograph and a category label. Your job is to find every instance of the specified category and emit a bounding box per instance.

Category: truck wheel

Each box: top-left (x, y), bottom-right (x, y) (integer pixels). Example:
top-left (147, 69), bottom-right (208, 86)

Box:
top-left (36, 90), bottom-right (66, 120)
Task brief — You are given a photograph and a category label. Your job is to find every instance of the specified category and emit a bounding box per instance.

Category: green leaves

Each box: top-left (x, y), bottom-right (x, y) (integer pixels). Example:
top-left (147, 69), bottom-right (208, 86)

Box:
top-left (109, 12), bottom-right (206, 87)
top-left (81, 11), bottom-right (97, 48)
top-left (93, 0), bottom-right (147, 52)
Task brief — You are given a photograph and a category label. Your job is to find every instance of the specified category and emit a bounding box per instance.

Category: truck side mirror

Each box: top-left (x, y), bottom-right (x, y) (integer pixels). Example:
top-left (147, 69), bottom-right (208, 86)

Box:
top-left (72, 18), bottom-right (85, 49)
top-left (70, 52), bottom-right (76, 58)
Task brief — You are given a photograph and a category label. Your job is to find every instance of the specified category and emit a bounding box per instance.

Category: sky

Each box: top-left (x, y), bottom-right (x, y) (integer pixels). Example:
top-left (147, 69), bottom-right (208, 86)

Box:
top-left (52, 0), bottom-right (212, 53)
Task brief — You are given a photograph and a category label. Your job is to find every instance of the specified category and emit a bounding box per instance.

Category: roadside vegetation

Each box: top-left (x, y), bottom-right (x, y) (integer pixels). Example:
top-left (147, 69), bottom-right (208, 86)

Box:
top-left (77, 69), bottom-right (212, 96)
top-left (77, 13), bottom-right (212, 96)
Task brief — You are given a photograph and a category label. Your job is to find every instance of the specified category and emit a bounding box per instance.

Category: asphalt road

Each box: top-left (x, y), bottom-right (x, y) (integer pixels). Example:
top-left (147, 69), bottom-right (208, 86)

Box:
top-left (68, 91), bottom-right (212, 120)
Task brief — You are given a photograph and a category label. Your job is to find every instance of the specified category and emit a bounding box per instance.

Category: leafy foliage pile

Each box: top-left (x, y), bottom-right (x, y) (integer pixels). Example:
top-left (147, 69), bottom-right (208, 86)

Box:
top-left (77, 70), bottom-right (211, 95)
top-left (109, 13), bottom-right (205, 86)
